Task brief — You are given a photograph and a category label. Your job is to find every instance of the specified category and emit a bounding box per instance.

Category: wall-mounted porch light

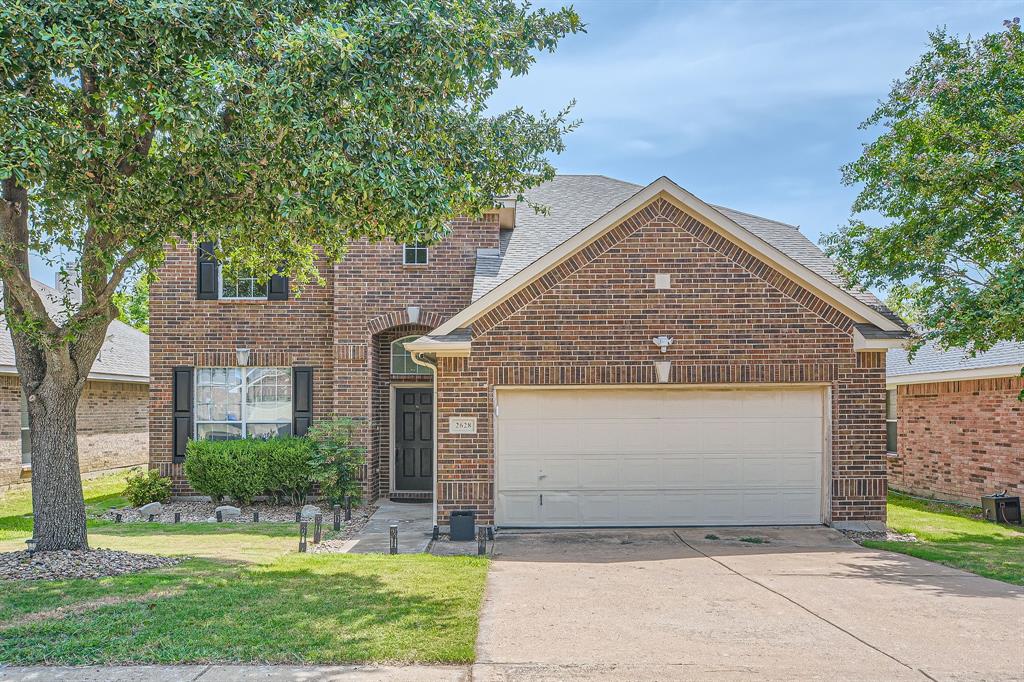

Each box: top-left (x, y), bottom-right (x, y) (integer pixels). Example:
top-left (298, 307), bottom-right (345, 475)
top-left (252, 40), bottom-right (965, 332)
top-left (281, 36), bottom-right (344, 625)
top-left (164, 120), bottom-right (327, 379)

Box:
top-left (236, 348), bottom-right (251, 366)
top-left (652, 336), bottom-right (674, 353)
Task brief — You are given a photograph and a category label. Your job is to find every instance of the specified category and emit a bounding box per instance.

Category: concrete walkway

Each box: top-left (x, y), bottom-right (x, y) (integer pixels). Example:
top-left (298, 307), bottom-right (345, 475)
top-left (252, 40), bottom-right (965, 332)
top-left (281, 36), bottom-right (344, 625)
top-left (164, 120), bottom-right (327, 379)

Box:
top-left (345, 501), bottom-right (433, 554)
top-left (0, 664), bottom-right (467, 681)
top-left (474, 526), bottom-right (1024, 681)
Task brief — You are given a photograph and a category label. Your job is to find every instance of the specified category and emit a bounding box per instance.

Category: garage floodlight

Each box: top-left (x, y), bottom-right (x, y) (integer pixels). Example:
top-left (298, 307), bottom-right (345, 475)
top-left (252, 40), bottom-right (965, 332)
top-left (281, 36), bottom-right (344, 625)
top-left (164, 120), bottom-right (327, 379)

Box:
top-left (652, 336), bottom-right (674, 353)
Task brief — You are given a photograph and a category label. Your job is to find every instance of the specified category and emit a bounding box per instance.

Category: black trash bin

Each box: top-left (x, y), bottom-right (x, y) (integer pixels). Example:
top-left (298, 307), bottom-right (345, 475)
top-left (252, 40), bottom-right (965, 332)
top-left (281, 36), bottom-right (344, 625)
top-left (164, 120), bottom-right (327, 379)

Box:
top-left (982, 492), bottom-right (1022, 525)
top-left (450, 510), bottom-right (476, 541)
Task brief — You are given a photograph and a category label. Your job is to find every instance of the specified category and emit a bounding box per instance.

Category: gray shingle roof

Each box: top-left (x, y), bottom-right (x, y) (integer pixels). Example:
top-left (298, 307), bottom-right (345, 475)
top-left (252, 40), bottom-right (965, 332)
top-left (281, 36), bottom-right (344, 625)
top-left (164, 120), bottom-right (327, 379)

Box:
top-left (887, 340), bottom-right (1024, 378)
top-left (472, 175), bottom-right (903, 327)
top-left (0, 279), bottom-right (149, 381)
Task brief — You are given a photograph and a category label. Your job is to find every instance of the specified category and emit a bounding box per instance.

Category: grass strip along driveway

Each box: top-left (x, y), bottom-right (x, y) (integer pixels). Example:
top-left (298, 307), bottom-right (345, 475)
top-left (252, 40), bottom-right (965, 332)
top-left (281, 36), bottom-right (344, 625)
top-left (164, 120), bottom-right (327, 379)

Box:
top-left (0, 473), bottom-right (488, 665)
top-left (864, 492), bottom-right (1024, 586)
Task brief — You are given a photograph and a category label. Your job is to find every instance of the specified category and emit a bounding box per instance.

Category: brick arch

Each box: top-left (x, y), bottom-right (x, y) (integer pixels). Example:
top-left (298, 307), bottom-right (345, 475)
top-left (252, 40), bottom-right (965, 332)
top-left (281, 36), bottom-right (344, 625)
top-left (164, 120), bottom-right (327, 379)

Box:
top-left (366, 308), bottom-right (447, 335)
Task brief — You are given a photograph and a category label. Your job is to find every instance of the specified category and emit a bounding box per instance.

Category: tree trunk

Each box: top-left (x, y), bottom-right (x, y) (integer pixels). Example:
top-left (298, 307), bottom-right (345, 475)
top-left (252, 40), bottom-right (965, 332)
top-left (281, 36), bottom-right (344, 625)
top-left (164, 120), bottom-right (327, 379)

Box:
top-left (26, 373), bottom-right (90, 552)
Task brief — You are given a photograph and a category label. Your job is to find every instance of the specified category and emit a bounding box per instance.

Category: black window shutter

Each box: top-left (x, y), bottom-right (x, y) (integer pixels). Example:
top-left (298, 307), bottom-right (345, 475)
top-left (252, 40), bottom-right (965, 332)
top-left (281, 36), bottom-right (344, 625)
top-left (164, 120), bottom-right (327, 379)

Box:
top-left (267, 273), bottom-right (289, 301)
top-left (197, 242), bottom-right (219, 300)
top-left (172, 366), bottom-right (194, 463)
top-left (292, 367), bottom-right (313, 436)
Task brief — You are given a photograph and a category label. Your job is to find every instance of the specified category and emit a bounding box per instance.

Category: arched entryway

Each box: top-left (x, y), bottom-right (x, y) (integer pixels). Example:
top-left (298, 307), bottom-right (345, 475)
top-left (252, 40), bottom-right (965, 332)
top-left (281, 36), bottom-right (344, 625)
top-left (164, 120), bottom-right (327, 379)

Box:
top-left (370, 323), bottom-right (434, 500)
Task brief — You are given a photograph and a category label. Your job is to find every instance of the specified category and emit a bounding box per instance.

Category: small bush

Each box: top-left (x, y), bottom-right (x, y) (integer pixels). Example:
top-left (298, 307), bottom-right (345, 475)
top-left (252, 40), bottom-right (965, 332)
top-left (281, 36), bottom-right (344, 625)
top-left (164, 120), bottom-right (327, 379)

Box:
top-left (307, 418), bottom-right (366, 505)
top-left (123, 469), bottom-right (172, 507)
top-left (263, 437), bottom-right (315, 505)
top-left (184, 437), bottom-right (314, 505)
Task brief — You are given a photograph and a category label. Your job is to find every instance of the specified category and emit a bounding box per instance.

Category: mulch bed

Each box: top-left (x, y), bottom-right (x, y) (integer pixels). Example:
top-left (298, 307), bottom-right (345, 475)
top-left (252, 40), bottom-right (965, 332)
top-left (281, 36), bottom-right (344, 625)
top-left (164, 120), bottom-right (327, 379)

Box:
top-left (0, 549), bottom-right (181, 581)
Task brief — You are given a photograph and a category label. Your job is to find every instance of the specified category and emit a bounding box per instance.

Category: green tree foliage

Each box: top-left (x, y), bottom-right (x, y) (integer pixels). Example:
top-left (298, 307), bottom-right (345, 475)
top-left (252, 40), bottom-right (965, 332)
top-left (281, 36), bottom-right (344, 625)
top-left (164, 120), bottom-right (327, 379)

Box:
top-left (0, 0), bottom-right (582, 549)
top-left (823, 19), bottom-right (1024, 354)
top-left (113, 275), bottom-right (150, 333)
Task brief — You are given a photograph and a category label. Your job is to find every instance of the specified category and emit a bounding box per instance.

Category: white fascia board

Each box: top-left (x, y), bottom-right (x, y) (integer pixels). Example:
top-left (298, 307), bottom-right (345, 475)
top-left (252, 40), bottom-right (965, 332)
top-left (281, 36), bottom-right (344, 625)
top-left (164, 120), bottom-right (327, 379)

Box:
top-left (853, 329), bottom-right (907, 351)
top-left (431, 176), bottom-right (902, 336)
top-left (887, 364), bottom-right (1023, 387)
top-left (0, 365), bottom-right (148, 384)
top-left (403, 338), bottom-right (471, 357)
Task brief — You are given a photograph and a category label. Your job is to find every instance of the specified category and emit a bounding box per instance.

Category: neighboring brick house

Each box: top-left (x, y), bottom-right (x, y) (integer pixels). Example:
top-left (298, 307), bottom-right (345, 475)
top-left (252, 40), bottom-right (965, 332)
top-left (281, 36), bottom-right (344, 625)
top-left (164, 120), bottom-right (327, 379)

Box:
top-left (886, 340), bottom-right (1023, 505)
top-left (150, 175), bottom-right (908, 528)
top-left (1, 279), bottom-right (149, 488)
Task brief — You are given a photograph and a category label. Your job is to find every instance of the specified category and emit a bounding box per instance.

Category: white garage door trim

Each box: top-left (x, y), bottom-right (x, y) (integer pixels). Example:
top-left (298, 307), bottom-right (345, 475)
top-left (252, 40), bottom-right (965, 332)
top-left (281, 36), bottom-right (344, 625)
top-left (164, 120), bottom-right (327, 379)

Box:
top-left (494, 384), bottom-right (832, 528)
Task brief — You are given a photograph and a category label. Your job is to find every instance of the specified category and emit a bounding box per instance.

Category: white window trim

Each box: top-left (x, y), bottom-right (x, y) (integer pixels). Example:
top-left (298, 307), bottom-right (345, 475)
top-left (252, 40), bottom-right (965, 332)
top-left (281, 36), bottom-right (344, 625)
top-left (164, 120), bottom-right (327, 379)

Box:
top-left (218, 265), bottom-right (268, 300)
top-left (402, 243), bottom-right (429, 266)
top-left (391, 335), bottom-right (433, 375)
top-left (194, 367), bottom-right (293, 439)
top-left (885, 388), bottom-right (898, 454)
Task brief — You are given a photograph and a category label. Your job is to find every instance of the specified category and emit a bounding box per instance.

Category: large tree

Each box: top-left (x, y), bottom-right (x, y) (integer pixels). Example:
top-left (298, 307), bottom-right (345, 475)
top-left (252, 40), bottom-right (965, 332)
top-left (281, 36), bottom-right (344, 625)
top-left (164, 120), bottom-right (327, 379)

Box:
top-left (0, 0), bottom-right (581, 551)
top-left (823, 18), bottom-right (1023, 353)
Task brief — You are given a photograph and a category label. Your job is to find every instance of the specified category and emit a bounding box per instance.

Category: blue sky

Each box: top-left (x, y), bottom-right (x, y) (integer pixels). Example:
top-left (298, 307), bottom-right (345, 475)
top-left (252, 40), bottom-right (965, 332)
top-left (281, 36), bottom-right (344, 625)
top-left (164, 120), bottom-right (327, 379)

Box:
top-left (489, 0), bottom-right (1016, 245)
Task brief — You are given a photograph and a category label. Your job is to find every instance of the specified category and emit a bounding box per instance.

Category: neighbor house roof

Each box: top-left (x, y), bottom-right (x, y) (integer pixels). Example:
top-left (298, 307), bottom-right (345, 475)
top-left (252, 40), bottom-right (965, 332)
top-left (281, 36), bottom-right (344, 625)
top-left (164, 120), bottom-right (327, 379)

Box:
top-left (472, 175), bottom-right (903, 328)
top-left (0, 279), bottom-right (149, 382)
top-left (887, 339), bottom-right (1024, 385)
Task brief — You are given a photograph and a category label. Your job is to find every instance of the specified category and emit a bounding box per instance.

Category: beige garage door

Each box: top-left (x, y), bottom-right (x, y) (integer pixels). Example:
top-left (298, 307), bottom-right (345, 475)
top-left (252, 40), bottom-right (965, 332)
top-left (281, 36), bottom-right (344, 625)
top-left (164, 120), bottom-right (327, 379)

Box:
top-left (495, 387), bottom-right (826, 527)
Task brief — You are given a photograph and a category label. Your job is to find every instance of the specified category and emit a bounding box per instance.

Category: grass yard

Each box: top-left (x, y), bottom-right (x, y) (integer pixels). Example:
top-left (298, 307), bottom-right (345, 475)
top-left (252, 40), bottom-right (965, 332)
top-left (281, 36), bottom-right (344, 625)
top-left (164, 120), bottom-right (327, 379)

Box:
top-left (864, 492), bottom-right (1024, 586)
top-left (0, 471), bottom-right (489, 664)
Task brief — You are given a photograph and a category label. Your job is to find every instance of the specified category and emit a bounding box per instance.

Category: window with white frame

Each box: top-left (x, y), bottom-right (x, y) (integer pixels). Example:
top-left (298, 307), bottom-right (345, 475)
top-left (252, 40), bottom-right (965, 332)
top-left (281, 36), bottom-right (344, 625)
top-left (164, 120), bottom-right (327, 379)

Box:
top-left (220, 267), bottom-right (268, 299)
top-left (886, 389), bottom-right (898, 453)
top-left (402, 243), bottom-right (428, 265)
top-left (195, 367), bottom-right (292, 440)
top-left (19, 391), bottom-right (30, 466)
top-left (391, 335), bottom-right (431, 375)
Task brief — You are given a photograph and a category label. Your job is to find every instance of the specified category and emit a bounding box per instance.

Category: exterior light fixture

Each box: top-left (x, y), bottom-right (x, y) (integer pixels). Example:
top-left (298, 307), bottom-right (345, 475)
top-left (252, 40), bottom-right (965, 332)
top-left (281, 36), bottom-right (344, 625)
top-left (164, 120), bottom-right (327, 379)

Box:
top-left (389, 524), bottom-right (399, 554)
top-left (652, 336), bottom-right (674, 353)
top-left (655, 361), bottom-right (672, 384)
top-left (235, 348), bottom-right (251, 366)
top-left (299, 521), bottom-right (308, 553)
top-left (25, 537), bottom-right (37, 557)
top-left (313, 513), bottom-right (323, 544)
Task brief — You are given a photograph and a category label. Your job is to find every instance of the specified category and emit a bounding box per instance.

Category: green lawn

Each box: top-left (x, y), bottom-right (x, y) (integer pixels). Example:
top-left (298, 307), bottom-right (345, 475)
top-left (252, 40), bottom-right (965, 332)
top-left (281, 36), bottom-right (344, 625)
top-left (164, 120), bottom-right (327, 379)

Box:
top-left (864, 492), bottom-right (1024, 586)
top-left (0, 472), bottom-right (489, 664)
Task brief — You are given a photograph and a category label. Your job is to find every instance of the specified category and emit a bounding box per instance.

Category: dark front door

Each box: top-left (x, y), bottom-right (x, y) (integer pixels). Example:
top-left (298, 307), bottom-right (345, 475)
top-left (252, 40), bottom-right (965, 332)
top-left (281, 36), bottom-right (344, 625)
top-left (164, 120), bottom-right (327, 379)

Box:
top-left (394, 387), bottom-right (433, 491)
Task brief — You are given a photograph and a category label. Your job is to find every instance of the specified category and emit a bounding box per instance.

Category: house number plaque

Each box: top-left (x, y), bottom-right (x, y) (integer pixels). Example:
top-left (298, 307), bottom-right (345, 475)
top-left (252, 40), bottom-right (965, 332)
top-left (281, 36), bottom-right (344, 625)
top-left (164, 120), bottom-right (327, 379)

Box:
top-left (449, 417), bottom-right (477, 434)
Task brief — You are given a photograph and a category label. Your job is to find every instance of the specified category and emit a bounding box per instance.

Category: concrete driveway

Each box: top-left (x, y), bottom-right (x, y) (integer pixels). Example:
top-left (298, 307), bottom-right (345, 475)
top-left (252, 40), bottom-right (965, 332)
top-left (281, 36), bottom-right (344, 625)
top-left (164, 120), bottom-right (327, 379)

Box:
top-left (473, 527), bottom-right (1024, 681)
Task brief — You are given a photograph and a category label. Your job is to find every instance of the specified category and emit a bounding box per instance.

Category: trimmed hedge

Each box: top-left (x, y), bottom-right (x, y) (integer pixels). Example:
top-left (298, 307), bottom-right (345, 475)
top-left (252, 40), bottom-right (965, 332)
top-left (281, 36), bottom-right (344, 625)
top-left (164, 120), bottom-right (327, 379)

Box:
top-left (184, 437), bottom-right (314, 505)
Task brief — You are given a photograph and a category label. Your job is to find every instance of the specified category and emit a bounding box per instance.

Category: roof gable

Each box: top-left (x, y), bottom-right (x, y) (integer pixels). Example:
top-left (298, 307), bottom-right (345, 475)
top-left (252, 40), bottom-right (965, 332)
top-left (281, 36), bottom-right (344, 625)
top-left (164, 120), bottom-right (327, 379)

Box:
top-left (437, 177), bottom-right (907, 337)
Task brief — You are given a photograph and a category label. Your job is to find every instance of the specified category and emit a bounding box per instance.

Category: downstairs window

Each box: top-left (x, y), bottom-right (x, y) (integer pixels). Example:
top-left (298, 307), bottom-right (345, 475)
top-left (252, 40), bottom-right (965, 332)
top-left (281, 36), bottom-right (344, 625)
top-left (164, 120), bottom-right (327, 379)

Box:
top-left (195, 367), bottom-right (292, 440)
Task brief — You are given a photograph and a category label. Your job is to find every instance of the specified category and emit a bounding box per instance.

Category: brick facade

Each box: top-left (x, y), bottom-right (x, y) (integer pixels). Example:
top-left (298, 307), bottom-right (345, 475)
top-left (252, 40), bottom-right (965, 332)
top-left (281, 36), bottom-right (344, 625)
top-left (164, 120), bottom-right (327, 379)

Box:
top-left (434, 198), bottom-right (888, 525)
top-left (1, 374), bottom-right (148, 489)
top-left (887, 376), bottom-right (1023, 504)
top-left (149, 215), bottom-right (498, 495)
top-left (149, 194), bottom-right (889, 526)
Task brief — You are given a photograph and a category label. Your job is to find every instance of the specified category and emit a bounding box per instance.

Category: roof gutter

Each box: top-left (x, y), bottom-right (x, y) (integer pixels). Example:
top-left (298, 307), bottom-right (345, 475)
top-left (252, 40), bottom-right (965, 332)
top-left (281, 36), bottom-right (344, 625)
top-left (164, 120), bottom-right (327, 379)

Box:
top-left (0, 365), bottom-right (149, 383)
top-left (887, 363), bottom-right (1024, 387)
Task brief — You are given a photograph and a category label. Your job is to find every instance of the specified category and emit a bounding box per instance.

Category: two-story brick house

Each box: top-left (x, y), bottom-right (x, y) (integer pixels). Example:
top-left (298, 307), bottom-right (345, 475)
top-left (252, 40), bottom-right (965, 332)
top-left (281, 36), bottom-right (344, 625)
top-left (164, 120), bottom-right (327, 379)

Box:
top-left (150, 174), bottom-right (908, 529)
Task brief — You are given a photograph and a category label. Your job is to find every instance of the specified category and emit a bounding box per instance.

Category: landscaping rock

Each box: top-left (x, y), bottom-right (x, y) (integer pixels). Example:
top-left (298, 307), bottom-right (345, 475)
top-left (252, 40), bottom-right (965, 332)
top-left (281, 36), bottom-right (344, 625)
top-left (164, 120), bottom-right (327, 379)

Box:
top-left (300, 504), bottom-right (322, 520)
top-left (214, 505), bottom-right (241, 520)
top-left (102, 500), bottom-right (376, 526)
top-left (0, 549), bottom-right (180, 581)
top-left (138, 502), bottom-right (162, 517)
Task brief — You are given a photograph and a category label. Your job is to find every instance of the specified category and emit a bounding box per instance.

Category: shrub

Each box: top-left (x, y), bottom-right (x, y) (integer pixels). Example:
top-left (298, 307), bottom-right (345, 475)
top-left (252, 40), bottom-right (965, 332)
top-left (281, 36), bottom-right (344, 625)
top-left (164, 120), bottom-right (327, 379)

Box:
top-left (263, 437), bottom-right (315, 505)
top-left (123, 468), bottom-right (172, 507)
top-left (184, 437), bottom-right (314, 505)
top-left (307, 418), bottom-right (366, 505)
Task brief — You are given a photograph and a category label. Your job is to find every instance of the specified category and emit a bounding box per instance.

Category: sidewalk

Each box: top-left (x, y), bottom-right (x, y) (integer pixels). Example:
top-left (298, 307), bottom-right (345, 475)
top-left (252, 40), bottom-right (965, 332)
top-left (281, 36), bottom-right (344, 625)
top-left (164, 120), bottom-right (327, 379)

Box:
top-left (0, 664), bottom-right (468, 681)
top-left (344, 501), bottom-right (433, 554)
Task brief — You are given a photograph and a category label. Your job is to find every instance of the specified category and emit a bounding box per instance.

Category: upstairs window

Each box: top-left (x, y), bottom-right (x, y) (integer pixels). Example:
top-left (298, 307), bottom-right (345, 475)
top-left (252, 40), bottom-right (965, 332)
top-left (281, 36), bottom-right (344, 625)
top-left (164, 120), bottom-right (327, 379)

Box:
top-left (195, 367), bottom-right (292, 440)
top-left (220, 267), bottom-right (268, 299)
top-left (403, 243), bottom-right (428, 265)
top-left (391, 335), bottom-right (432, 375)
top-left (886, 389), bottom-right (898, 453)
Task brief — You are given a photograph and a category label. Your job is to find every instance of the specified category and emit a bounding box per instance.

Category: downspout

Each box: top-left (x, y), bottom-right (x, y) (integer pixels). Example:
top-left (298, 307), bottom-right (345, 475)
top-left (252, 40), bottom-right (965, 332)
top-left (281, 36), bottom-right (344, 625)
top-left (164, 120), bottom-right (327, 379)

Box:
top-left (409, 349), bottom-right (439, 528)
